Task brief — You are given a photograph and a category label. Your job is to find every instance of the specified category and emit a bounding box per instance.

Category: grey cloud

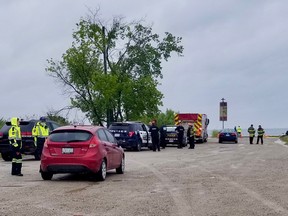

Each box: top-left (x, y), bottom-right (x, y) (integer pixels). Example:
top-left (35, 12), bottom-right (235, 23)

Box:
top-left (1, 0), bottom-right (287, 129)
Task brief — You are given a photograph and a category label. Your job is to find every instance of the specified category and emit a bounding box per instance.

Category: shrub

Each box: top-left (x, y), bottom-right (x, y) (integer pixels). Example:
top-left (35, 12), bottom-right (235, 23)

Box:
top-left (280, 135), bottom-right (288, 144)
top-left (211, 130), bottom-right (220, 138)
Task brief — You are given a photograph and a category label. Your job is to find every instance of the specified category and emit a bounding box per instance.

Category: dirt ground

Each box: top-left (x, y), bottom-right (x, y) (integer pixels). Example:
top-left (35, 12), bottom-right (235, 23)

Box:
top-left (1, 137), bottom-right (288, 216)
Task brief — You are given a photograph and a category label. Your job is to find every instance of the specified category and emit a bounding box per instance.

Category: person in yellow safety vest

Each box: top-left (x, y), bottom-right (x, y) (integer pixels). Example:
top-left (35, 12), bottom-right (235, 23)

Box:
top-left (247, 124), bottom-right (256, 144)
top-left (187, 123), bottom-right (196, 149)
top-left (256, 125), bottom-right (265, 145)
top-left (32, 117), bottom-right (49, 160)
top-left (8, 117), bottom-right (23, 176)
top-left (237, 126), bottom-right (242, 137)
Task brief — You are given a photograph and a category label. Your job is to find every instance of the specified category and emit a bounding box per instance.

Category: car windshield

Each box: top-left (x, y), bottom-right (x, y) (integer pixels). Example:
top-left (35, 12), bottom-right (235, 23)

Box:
top-left (166, 126), bottom-right (177, 132)
top-left (109, 124), bottom-right (131, 132)
top-left (221, 129), bottom-right (235, 133)
top-left (0, 121), bottom-right (33, 133)
top-left (0, 125), bottom-right (10, 133)
top-left (49, 130), bottom-right (92, 142)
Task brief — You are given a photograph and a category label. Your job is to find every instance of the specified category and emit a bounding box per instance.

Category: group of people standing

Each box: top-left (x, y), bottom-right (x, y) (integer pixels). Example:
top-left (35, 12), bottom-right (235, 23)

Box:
top-left (235, 125), bottom-right (265, 144)
top-left (247, 124), bottom-right (265, 144)
top-left (176, 121), bottom-right (196, 149)
top-left (149, 120), bottom-right (196, 151)
top-left (8, 117), bottom-right (49, 176)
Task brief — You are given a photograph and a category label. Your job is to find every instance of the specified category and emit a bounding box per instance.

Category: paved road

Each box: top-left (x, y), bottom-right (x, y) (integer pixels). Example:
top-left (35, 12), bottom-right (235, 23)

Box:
top-left (0, 137), bottom-right (288, 216)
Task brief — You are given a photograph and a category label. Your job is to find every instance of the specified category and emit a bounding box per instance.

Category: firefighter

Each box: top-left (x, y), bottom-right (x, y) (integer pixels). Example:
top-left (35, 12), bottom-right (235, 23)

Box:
top-left (32, 117), bottom-right (49, 159)
top-left (247, 124), bottom-right (256, 144)
top-left (175, 121), bottom-right (185, 149)
top-left (237, 126), bottom-right (242, 137)
top-left (256, 125), bottom-right (265, 145)
top-left (159, 125), bottom-right (167, 149)
top-left (8, 117), bottom-right (23, 176)
top-left (149, 119), bottom-right (160, 152)
top-left (187, 123), bottom-right (196, 149)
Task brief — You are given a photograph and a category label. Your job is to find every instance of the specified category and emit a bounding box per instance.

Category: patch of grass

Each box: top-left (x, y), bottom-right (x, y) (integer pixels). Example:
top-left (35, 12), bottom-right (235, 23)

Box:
top-left (280, 135), bottom-right (288, 144)
top-left (211, 130), bottom-right (220, 138)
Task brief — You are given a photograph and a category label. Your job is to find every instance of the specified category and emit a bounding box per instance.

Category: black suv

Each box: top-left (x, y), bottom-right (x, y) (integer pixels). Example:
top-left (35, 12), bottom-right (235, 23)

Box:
top-left (108, 121), bottom-right (152, 151)
top-left (0, 119), bottom-right (60, 161)
top-left (163, 125), bottom-right (187, 146)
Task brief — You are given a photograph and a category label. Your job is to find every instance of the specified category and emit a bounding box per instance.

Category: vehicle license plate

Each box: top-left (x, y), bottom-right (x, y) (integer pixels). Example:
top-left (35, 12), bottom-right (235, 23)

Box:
top-left (226, 134), bottom-right (230, 136)
top-left (62, 148), bottom-right (73, 154)
top-left (114, 133), bottom-right (120, 137)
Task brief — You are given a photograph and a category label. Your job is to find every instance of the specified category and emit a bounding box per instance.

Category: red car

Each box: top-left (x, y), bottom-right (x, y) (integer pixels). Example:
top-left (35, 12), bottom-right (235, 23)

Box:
top-left (40, 125), bottom-right (125, 181)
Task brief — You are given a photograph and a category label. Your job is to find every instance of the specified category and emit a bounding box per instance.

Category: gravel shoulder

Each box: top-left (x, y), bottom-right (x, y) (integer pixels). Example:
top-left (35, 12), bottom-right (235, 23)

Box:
top-left (1, 137), bottom-right (288, 216)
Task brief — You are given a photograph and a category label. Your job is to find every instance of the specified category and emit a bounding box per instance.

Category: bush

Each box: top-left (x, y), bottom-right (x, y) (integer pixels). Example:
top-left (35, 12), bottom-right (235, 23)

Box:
top-left (280, 135), bottom-right (288, 144)
top-left (211, 130), bottom-right (220, 138)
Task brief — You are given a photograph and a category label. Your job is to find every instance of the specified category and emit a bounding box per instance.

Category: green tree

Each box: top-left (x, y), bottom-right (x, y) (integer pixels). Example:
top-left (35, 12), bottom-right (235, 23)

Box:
top-left (139, 109), bottom-right (176, 127)
top-left (46, 112), bottom-right (70, 126)
top-left (155, 109), bottom-right (177, 127)
top-left (0, 117), bottom-right (6, 129)
top-left (46, 11), bottom-right (183, 126)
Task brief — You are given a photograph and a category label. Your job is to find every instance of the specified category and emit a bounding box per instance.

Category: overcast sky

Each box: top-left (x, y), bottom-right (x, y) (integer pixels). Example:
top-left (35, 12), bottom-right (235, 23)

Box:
top-left (1, 0), bottom-right (287, 129)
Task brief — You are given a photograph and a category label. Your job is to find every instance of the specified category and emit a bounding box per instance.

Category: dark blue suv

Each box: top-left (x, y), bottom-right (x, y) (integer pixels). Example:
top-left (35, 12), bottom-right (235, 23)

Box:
top-left (108, 122), bottom-right (152, 151)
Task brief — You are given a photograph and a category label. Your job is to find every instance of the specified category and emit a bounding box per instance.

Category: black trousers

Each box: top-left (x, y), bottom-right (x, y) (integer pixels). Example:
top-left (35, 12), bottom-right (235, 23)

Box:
top-left (160, 137), bottom-right (166, 148)
top-left (35, 137), bottom-right (46, 158)
top-left (177, 135), bottom-right (183, 148)
top-left (257, 136), bottom-right (263, 144)
top-left (249, 136), bottom-right (254, 144)
top-left (11, 147), bottom-right (22, 175)
top-left (152, 137), bottom-right (160, 151)
top-left (189, 137), bottom-right (195, 149)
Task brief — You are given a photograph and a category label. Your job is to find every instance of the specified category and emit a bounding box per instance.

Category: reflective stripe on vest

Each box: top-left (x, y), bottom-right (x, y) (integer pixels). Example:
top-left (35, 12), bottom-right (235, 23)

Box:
top-left (34, 123), bottom-right (49, 138)
top-left (258, 129), bottom-right (264, 136)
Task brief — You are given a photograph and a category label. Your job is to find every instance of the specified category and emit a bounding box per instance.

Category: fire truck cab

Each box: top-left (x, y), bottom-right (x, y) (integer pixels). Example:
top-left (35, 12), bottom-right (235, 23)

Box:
top-left (174, 113), bottom-right (209, 143)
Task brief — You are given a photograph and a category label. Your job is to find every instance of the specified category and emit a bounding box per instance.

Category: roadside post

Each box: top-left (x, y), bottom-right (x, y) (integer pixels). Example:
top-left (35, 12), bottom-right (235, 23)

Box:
top-left (220, 98), bottom-right (227, 129)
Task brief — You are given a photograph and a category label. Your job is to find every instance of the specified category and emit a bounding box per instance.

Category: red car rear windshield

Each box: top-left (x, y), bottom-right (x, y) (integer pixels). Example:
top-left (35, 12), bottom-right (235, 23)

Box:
top-left (49, 130), bottom-right (92, 142)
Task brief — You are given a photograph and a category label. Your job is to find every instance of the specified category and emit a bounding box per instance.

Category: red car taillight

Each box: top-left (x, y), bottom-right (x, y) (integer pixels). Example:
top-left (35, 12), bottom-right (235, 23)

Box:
top-left (129, 132), bottom-right (135, 137)
top-left (0, 132), bottom-right (3, 138)
top-left (21, 132), bottom-right (33, 137)
top-left (231, 133), bottom-right (237, 136)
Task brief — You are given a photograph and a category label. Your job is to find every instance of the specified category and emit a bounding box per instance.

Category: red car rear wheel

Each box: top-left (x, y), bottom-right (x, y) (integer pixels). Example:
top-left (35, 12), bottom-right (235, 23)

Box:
top-left (96, 159), bottom-right (107, 181)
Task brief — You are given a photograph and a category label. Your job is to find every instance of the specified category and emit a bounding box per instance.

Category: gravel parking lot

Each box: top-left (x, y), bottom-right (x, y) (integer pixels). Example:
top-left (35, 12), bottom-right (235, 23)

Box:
top-left (1, 137), bottom-right (288, 216)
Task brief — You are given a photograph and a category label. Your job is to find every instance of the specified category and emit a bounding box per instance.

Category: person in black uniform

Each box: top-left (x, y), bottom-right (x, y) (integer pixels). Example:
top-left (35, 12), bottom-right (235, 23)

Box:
top-left (187, 123), bottom-right (195, 149)
top-left (247, 124), bottom-right (256, 144)
top-left (149, 120), bottom-right (160, 151)
top-left (159, 125), bottom-right (167, 149)
top-left (256, 125), bottom-right (265, 145)
top-left (175, 121), bottom-right (185, 149)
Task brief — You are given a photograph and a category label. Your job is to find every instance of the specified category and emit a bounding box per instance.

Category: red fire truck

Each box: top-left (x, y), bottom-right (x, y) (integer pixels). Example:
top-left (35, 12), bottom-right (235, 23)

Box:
top-left (174, 113), bottom-right (209, 143)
